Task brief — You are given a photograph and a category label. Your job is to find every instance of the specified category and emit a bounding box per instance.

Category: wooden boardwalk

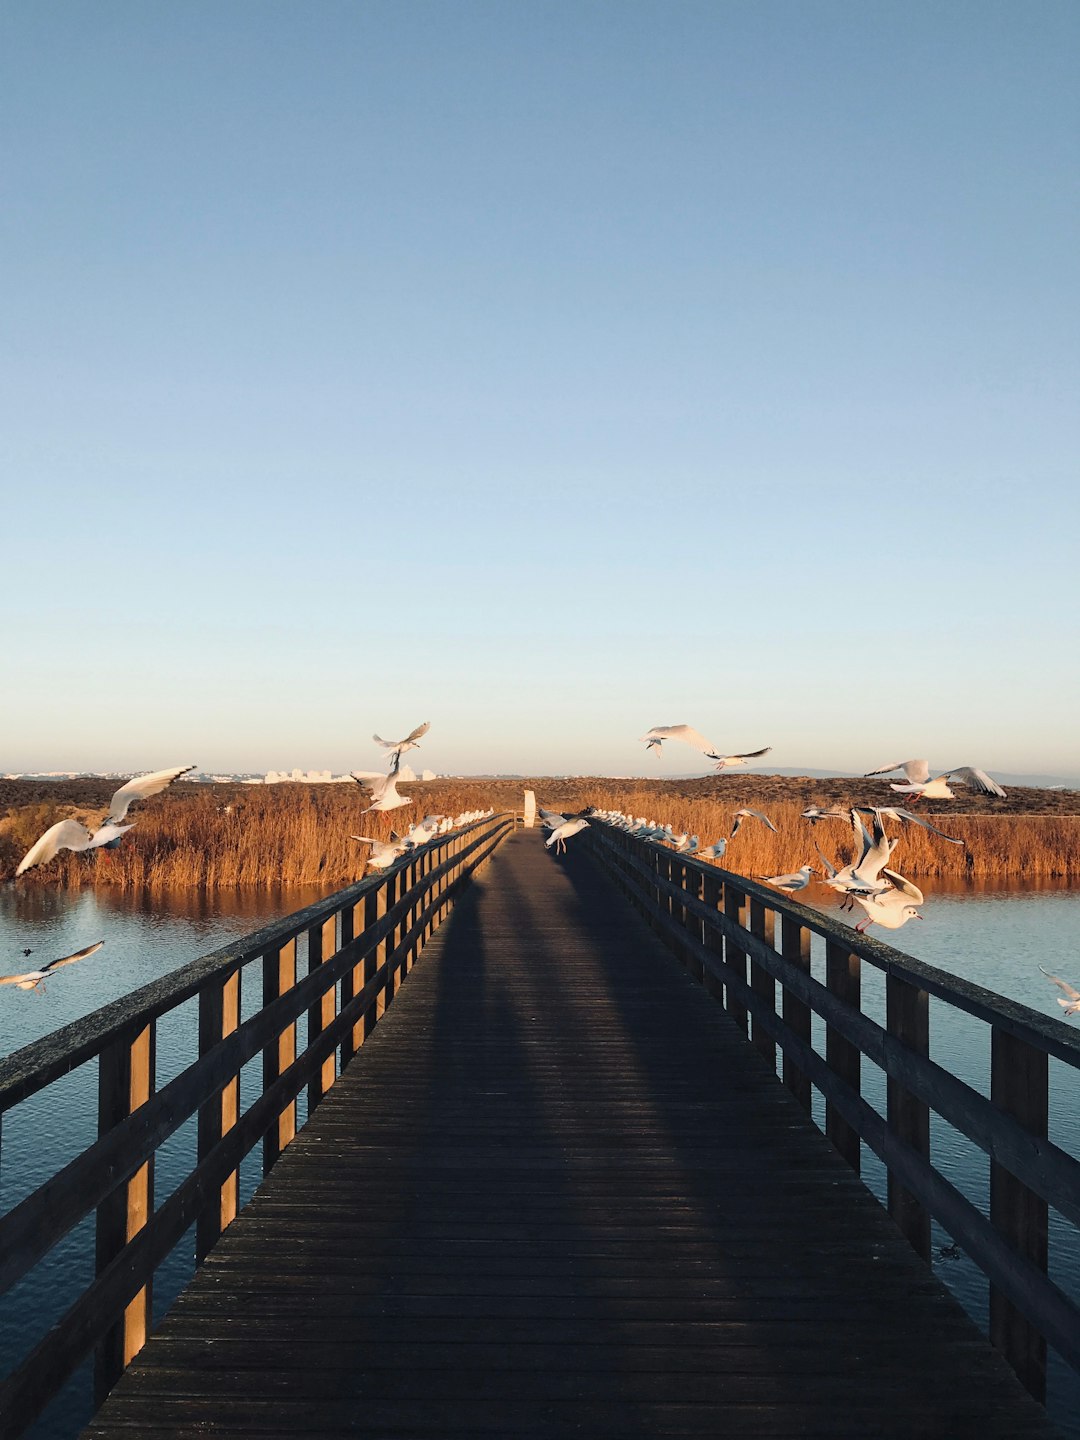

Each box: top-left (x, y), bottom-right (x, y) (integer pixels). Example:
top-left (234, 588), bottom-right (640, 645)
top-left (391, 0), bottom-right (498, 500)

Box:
top-left (84, 830), bottom-right (1058, 1438)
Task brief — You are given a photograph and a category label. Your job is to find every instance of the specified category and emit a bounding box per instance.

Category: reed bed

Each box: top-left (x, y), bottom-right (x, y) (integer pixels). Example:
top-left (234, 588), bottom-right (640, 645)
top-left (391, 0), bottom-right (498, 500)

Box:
top-left (1, 778), bottom-right (1078, 890)
top-left (576, 787), bottom-right (1080, 883)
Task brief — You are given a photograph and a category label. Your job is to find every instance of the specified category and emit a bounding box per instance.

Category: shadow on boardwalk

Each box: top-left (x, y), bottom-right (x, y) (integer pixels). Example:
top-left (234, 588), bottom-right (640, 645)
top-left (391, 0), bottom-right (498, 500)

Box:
top-left (83, 829), bottom-right (1058, 1438)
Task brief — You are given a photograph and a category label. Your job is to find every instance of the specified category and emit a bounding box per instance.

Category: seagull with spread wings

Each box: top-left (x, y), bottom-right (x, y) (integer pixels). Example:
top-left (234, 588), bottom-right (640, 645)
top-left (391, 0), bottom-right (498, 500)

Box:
top-left (865, 759), bottom-right (1006, 801)
top-left (0, 941), bottom-right (104, 992)
top-left (373, 722), bottom-right (430, 774)
top-left (16, 766), bottom-right (195, 876)
top-left (731, 808), bottom-right (778, 838)
top-left (350, 770), bottom-right (414, 814)
top-left (850, 870), bottom-right (924, 932)
top-left (1038, 967), bottom-right (1080, 1018)
top-left (639, 725), bottom-right (771, 772)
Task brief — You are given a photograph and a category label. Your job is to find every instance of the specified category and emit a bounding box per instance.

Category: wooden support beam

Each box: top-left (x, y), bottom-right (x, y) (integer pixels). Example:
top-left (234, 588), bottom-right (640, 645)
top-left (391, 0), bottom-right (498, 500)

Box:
top-left (825, 939), bottom-right (861, 1173)
top-left (262, 938), bottom-right (297, 1176)
top-left (749, 898), bottom-right (776, 1070)
top-left (780, 916), bottom-right (812, 1114)
top-left (886, 973), bottom-right (931, 1259)
top-left (195, 968), bottom-right (240, 1264)
top-left (94, 1020), bottom-right (155, 1404)
top-left (307, 916), bottom-right (338, 1112)
top-left (990, 1027), bottom-right (1049, 1401)
top-left (724, 883), bottom-right (748, 1035)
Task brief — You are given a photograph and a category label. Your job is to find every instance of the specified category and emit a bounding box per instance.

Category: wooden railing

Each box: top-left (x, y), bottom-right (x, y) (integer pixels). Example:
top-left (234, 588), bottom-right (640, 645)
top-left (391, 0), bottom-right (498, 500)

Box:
top-left (0, 812), bottom-right (511, 1438)
top-left (585, 818), bottom-right (1080, 1403)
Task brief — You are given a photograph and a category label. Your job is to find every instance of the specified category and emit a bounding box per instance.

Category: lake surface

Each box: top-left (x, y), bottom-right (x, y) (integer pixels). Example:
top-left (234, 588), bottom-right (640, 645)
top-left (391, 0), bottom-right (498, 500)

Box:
top-left (2, 880), bottom-right (1079, 1438)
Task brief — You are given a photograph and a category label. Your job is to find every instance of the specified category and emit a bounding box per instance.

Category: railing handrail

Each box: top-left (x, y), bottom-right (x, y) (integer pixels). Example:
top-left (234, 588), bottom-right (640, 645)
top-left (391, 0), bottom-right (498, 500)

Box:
top-left (0, 814), bottom-right (505, 1111)
top-left (597, 828), bottom-right (1080, 1068)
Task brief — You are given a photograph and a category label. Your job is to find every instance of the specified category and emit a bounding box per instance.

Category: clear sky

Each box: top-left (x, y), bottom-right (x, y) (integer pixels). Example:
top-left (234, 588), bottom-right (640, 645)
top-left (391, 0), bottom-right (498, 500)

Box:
top-left (2, 1), bottom-right (1078, 779)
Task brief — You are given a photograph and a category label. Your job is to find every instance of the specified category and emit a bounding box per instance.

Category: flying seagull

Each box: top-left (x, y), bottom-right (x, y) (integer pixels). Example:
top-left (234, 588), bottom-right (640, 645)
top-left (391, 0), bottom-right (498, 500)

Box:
top-left (708, 746), bottom-right (771, 772)
top-left (865, 760), bottom-right (1005, 801)
top-left (15, 765), bottom-right (195, 876)
top-left (373, 722), bottom-right (430, 774)
top-left (731, 808), bottom-right (778, 838)
top-left (1038, 967), bottom-right (1080, 1018)
top-left (851, 869), bottom-right (924, 932)
top-left (351, 771), bottom-right (414, 814)
top-left (0, 941), bottom-right (104, 992)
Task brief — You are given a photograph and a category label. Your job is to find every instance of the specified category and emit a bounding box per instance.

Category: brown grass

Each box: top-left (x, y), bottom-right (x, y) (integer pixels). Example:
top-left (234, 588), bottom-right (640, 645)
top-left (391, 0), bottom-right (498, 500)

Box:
top-left (1, 775), bottom-right (1078, 890)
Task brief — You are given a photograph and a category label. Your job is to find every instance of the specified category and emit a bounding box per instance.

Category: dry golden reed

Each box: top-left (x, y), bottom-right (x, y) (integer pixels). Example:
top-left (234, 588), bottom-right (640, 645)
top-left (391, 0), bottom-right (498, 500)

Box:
top-left (1, 777), bottom-right (1078, 890)
top-left (574, 787), bottom-right (1080, 883)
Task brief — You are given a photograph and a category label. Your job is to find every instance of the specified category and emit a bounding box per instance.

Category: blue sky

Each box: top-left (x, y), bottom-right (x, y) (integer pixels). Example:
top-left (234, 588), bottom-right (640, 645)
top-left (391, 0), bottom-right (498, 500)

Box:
top-left (2, 1), bottom-right (1078, 778)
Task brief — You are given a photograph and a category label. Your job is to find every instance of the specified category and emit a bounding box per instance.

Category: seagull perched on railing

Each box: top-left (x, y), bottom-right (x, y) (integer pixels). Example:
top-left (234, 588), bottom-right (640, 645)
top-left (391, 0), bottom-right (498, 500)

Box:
top-left (15, 765), bottom-right (195, 875)
top-left (865, 759), bottom-right (1006, 801)
top-left (373, 722), bottom-right (430, 775)
top-left (758, 865), bottom-right (814, 894)
top-left (0, 941), bottom-right (104, 992)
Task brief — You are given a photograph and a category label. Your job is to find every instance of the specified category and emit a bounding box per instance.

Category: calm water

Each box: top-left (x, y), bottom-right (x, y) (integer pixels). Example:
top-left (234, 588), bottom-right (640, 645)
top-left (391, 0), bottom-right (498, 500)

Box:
top-left (1, 881), bottom-right (1079, 1437)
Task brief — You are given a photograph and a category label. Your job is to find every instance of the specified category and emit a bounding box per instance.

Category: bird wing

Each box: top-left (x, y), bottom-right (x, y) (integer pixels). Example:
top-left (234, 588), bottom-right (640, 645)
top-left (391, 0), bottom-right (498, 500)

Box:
top-left (107, 765), bottom-right (195, 822)
top-left (708, 745), bottom-right (771, 762)
top-left (1039, 966), bottom-right (1080, 1002)
top-left (641, 725), bottom-right (715, 753)
top-left (746, 809), bottom-right (778, 833)
top-left (947, 767), bottom-right (1006, 798)
top-left (89, 823), bottom-right (135, 849)
top-left (880, 869), bottom-right (923, 904)
top-left (865, 760), bottom-right (931, 783)
top-left (42, 940), bottom-right (105, 974)
top-left (814, 844), bottom-right (838, 879)
top-left (402, 721), bottom-right (430, 745)
top-left (872, 807), bottom-right (965, 845)
top-left (16, 820), bottom-right (94, 875)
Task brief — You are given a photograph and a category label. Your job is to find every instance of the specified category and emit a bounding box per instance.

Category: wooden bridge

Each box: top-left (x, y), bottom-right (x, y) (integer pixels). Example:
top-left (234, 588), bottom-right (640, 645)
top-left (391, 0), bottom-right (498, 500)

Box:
top-left (2, 814), bottom-right (1078, 1437)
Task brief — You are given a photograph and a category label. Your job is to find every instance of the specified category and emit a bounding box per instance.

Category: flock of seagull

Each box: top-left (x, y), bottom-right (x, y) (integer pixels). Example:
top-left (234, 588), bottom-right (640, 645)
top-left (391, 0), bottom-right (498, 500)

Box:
top-left (3, 719), bottom-right (1076, 1020)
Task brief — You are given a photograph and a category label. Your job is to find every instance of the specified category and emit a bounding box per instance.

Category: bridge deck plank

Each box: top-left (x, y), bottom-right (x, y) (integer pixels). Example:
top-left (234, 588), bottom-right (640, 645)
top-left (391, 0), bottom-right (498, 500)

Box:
top-left (83, 830), bottom-right (1058, 1437)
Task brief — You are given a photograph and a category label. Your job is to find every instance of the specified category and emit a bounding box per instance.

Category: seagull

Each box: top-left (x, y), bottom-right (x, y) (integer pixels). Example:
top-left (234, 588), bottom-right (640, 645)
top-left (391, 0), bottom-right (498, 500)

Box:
top-left (15, 764), bottom-right (195, 875)
top-left (848, 809), bottom-right (900, 892)
top-left (640, 724), bottom-right (718, 756)
top-left (545, 818), bottom-right (589, 854)
top-left (372, 722), bottom-right (430, 774)
top-left (731, 808), bottom-right (778, 838)
top-left (802, 807), bottom-right (853, 825)
top-left (350, 835), bottom-right (406, 870)
top-left (851, 869), bottom-right (924, 932)
top-left (707, 746), bottom-right (772, 772)
top-left (1038, 967), bottom-right (1080, 1018)
top-left (350, 771), bottom-right (413, 814)
top-left (758, 865), bottom-right (814, 894)
top-left (0, 940), bottom-right (104, 992)
top-left (16, 820), bottom-right (136, 876)
top-left (701, 838), bottom-right (728, 860)
top-left (865, 760), bottom-right (1006, 801)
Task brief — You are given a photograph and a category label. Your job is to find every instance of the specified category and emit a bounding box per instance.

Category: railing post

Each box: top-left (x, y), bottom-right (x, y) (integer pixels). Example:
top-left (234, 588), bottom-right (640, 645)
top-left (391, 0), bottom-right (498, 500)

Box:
top-left (885, 973), bottom-right (931, 1260)
top-left (990, 1027), bottom-right (1049, 1401)
top-left (749, 898), bottom-right (776, 1069)
top-left (780, 916), bottom-right (812, 1114)
top-left (195, 967), bottom-right (240, 1264)
top-left (340, 897), bottom-right (365, 1068)
top-left (682, 862), bottom-right (704, 983)
top-left (701, 871), bottom-right (724, 1001)
top-left (384, 868), bottom-right (400, 1007)
top-left (94, 1020), bottom-right (155, 1405)
top-left (724, 883), bottom-right (748, 1035)
top-left (367, 879), bottom-right (388, 1032)
top-left (262, 937), bottom-right (297, 1176)
top-left (825, 938), bottom-right (861, 1173)
top-left (307, 915), bottom-right (338, 1113)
